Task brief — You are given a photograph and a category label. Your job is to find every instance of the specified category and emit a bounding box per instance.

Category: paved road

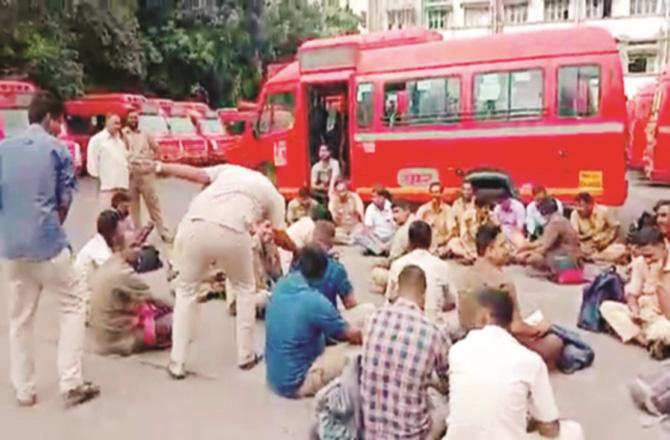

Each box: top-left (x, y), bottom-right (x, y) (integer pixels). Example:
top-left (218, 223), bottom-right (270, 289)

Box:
top-left (0, 174), bottom-right (669, 439)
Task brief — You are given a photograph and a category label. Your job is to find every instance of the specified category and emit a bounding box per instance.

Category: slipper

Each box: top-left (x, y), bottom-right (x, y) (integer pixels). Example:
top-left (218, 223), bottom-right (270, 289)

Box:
top-left (239, 353), bottom-right (263, 371)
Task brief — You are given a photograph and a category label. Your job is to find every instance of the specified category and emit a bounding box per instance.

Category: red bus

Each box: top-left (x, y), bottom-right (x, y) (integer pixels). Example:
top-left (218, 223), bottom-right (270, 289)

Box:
top-left (644, 69), bottom-right (670, 183)
top-left (215, 107), bottom-right (256, 164)
top-left (628, 82), bottom-right (656, 170)
top-left (165, 101), bottom-right (209, 165)
top-left (1, 80), bottom-right (82, 173)
top-left (173, 101), bottom-right (229, 164)
top-left (237, 27), bottom-right (628, 205)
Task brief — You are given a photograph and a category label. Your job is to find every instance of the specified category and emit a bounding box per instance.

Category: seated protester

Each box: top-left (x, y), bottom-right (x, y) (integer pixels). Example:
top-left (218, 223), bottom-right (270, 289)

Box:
top-left (286, 186), bottom-right (319, 225)
top-left (362, 265), bottom-right (450, 440)
top-left (279, 205), bottom-right (333, 273)
top-left (570, 192), bottom-right (627, 264)
top-left (386, 221), bottom-right (455, 331)
top-left (526, 185), bottom-right (564, 240)
top-left (111, 189), bottom-right (153, 248)
top-left (493, 190), bottom-right (527, 250)
top-left (451, 180), bottom-right (477, 230)
top-left (600, 227), bottom-right (670, 359)
top-left (89, 247), bottom-right (173, 356)
top-left (328, 178), bottom-right (365, 245)
top-left (355, 185), bottom-right (397, 256)
top-left (416, 181), bottom-right (456, 256)
top-left (448, 196), bottom-right (497, 264)
top-left (517, 197), bottom-right (583, 277)
top-left (370, 200), bottom-right (414, 291)
top-left (445, 288), bottom-right (584, 440)
top-left (265, 245), bottom-right (363, 398)
top-left (461, 225), bottom-right (564, 369)
top-left (311, 144), bottom-right (341, 199)
top-left (655, 200), bottom-right (670, 244)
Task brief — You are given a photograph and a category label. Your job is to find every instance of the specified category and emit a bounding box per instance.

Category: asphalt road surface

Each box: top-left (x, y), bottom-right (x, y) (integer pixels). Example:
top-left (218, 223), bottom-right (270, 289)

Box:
top-left (0, 173), bottom-right (668, 439)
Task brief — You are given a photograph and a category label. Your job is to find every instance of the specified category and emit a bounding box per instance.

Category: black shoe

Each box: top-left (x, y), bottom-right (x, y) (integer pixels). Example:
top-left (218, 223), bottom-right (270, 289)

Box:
top-left (63, 382), bottom-right (100, 408)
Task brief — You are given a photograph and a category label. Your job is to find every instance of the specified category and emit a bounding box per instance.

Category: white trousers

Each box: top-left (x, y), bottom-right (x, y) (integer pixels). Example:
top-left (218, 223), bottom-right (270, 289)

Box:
top-left (170, 219), bottom-right (256, 367)
top-left (4, 248), bottom-right (86, 399)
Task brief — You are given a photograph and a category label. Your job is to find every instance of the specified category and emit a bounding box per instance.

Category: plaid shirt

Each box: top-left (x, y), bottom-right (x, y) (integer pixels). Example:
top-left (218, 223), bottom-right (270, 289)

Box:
top-left (361, 298), bottom-right (451, 439)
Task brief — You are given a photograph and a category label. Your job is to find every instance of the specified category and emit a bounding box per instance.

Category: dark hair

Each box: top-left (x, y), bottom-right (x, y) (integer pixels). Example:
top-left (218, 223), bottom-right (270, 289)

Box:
top-left (97, 210), bottom-right (121, 242)
top-left (298, 245), bottom-right (329, 280)
top-left (575, 192), bottom-right (594, 204)
top-left (475, 195), bottom-right (492, 209)
top-left (408, 220), bottom-right (432, 249)
top-left (532, 184), bottom-right (547, 196)
top-left (391, 200), bottom-right (411, 211)
top-left (28, 91), bottom-right (65, 124)
top-left (310, 204), bottom-right (333, 222)
top-left (537, 197), bottom-right (558, 216)
top-left (398, 265), bottom-right (427, 293)
top-left (298, 186), bottom-right (310, 198)
top-left (654, 200), bottom-right (670, 213)
top-left (111, 190), bottom-right (131, 209)
top-left (476, 287), bottom-right (514, 328)
top-left (476, 224), bottom-right (502, 257)
top-left (429, 181), bottom-right (443, 192)
top-left (372, 184), bottom-right (387, 196)
top-left (628, 226), bottom-right (665, 247)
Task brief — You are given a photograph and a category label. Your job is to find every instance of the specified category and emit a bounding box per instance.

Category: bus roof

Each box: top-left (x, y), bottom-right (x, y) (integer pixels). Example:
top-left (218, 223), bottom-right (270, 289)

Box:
top-left (358, 27), bottom-right (618, 75)
top-left (299, 28), bottom-right (442, 51)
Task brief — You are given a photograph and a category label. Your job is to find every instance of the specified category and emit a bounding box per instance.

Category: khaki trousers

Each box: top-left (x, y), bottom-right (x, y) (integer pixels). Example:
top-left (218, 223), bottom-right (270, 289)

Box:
top-left (370, 267), bottom-right (389, 291)
top-left (600, 300), bottom-right (670, 344)
top-left (297, 344), bottom-right (358, 398)
top-left (170, 219), bottom-right (257, 367)
top-left (341, 303), bottom-right (375, 330)
top-left (129, 173), bottom-right (169, 239)
top-left (4, 248), bottom-right (86, 400)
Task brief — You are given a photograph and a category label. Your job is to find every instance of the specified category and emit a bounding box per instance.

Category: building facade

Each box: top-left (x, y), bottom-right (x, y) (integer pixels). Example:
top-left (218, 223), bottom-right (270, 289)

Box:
top-left (368, 0), bottom-right (669, 96)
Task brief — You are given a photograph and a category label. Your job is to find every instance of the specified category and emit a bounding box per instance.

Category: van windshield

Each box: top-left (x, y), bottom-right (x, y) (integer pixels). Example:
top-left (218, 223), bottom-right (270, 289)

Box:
top-left (139, 115), bottom-right (169, 136)
top-left (200, 118), bottom-right (225, 135)
top-left (0, 109), bottom-right (29, 138)
top-left (168, 116), bottom-right (197, 135)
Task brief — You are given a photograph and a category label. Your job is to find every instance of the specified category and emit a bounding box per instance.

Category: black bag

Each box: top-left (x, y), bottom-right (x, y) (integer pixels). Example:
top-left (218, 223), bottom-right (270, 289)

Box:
top-left (577, 266), bottom-right (625, 332)
top-left (133, 245), bottom-right (163, 274)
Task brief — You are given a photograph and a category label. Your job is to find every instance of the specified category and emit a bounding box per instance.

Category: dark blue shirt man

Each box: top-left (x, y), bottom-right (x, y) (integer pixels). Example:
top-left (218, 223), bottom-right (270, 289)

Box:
top-left (265, 245), bottom-right (362, 398)
top-left (0, 91), bottom-right (99, 408)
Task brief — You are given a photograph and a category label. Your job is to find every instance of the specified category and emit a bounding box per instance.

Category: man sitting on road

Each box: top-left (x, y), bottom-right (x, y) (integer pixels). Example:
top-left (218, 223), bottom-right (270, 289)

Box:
top-left (493, 190), bottom-right (527, 250)
top-left (362, 265), bottom-right (450, 440)
top-left (328, 178), bottom-right (365, 245)
top-left (448, 196), bottom-right (497, 264)
top-left (526, 185), bottom-right (564, 240)
top-left (355, 184), bottom-right (397, 256)
top-left (571, 192), bottom-right (627, 264)
top-left (111, 190), bottom-right (153, 247)
top-left (452, 180), bottom-right (476, 230)
top-left (445, 288), bottom-right (584, 440)
top-left (286, 186), bottom-right (319, 225)
top-left (311, 144), bottom-right (341, 200)
top-left (417, 181), bottom-right (456, 256)
top-left (387, 221), bottom-right (455, 331)
top-left (370, 200), bottom-right (414, 292)
top-left (460, 225), bottom-right (564, 368)
top-left (265, 245), bottom-right (363, 398)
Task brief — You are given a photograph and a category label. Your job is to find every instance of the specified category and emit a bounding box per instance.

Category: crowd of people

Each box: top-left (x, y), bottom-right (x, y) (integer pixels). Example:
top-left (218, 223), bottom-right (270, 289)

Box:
top-left (3, 91), bottom-right (670, 438)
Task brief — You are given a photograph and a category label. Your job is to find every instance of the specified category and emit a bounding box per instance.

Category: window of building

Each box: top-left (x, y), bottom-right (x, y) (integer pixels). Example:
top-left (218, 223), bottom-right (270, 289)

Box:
top-left (259, 92), bottom-right (295, 134)
top-left (558, 65), bottom-right (601, 117)
top-left (473, 69), bottom-right (544, 120)
top-left (387, 8), bottom-right (416, 29)
top-left (382, 77), bottom-right (461, 127)
top-left (425, 1), bottom-right (452, 29)
top-left (628, 52), bottom-right (658, 74)
top-left (464, 6), bottom-right (490, 27)
top-left (584, 0), bottom-right (612, 18)
top-left (544, 0), bottom-right (570, 21)
top-left (504, 3), bottom-right (528, 23)
top-left (356, 83), bottom-right (374, 128)
top-left (630, 0), bottom-right (658, 14)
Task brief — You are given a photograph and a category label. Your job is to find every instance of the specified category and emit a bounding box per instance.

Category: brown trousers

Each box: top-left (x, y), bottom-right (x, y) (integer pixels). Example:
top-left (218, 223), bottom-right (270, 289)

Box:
top-left (129, 173), bottom-right (169, 239)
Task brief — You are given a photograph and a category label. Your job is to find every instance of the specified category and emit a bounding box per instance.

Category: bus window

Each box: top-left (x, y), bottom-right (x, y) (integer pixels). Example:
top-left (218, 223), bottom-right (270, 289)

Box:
top-left (474, 69), bottom-right (543, 121)
top-left (65, 115), bottom-right (93, 135)
top-left (356, 83), bottom-right (374, 128)
top-left (558, 65), bottom-right (600, 117)
top-left (259, 92), bottom-right (295, 135)
top-left (383, 77), bottom-right (460, 126)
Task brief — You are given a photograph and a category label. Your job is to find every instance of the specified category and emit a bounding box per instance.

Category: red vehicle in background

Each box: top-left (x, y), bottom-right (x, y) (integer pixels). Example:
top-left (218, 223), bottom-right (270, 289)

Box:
top-left (1, 80), bottom-right (82, 173)
top-left (628, 82), bottom-right (656, 170)
top-left (215, 107), bottom-right (256, 165)
top-left (164, 101), bottom-right (209, 165)
top-left (645, 69), bottom-right (670, 182)
top-left (237, 27), bottom-right (627, 205)
top-left (177, 101), bottom-right (232, 164)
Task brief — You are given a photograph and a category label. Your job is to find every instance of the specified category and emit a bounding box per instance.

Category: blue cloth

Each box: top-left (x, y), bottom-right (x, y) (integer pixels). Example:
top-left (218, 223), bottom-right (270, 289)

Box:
top-left (291, 255), bottom-right (353, 308)
top-left (0, 124), bottom-right (76, 261)
top-left (265, 272), bottom-right (348, 398)
top-left (577, 267), bottom-right (626, 332)
top-left (549, 324), bottom-right (595, 374)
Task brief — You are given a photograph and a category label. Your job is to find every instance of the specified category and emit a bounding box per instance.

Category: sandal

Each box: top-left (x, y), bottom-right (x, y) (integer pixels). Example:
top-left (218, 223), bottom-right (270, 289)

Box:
top-left (239, 353), bottom-right (263, 371)
top-left (63, 382), bottom-right (100, 408)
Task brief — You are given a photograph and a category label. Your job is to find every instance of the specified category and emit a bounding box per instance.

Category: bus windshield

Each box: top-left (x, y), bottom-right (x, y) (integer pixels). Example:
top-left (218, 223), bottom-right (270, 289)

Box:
top-left (0, 109), bottom-right (29, 138)
top-left (200, 118), bottom-right (225, 135)
top-left (139, 115), bottom-right (169, 136)
top-left (168, 116), bottom-right (197, 135)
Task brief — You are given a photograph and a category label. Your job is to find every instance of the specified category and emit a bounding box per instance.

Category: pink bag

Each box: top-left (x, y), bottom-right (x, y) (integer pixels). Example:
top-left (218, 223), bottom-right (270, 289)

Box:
top-left (555, 268), bottom-right (586, 285)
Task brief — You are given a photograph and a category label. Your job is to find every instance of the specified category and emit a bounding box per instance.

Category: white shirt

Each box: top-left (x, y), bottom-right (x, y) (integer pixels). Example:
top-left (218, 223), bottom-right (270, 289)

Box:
top-left (74, 234), bottom-right (113, 280)
top-left (386, 248), bottom-right (452, 321)
top-left (86, 129), bottom-right (129, 191)
top-left (287, 216), bottom-right (315, 248)
top-left (494, 199), bottom-right (526, 231)
top-left (310, 158), bottom-right (340, 192)
top-left (185, 164), bottom-right (286, 234)
top-left (364, 200), bottom-right (396, 241)
top-left (446, 326), bottom-right (560, 440)
top-left (526, 199), bottom-right (564, 236)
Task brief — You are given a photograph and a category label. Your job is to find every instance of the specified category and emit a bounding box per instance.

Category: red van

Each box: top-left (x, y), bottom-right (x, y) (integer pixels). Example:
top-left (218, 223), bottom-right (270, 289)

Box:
top-left (164, 101), bottom-right (209, 165)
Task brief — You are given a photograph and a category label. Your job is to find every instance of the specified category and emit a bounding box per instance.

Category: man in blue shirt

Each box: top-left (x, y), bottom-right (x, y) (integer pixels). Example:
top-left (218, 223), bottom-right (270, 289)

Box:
top-left (0, 91), bottom-right (100, 408)
top-left (266, 245), bottom-right (363, 398)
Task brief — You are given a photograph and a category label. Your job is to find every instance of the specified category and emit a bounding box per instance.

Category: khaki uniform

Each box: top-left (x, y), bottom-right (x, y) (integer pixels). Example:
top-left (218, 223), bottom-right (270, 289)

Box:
top-left (448, 206), bottom-right (496, 261)
top-left (170, 165), bottom-right (286, 367)
top-left (328, 192), bottom-right (364, 245)
top-left (124, 128), bottom-right (169, 240)
top-left (286, 198), bottom-right (318, 225)
top-left (451, 197), bottom-right (475, 234)
top-left (570, 204), bottom-right (625, 263)
top-left (416, 202), bottom-right (456, 249)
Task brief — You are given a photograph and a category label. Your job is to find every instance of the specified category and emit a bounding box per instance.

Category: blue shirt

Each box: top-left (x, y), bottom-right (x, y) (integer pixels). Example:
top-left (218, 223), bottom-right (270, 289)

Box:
top-left (292, 255), bottom-right (353, 308)
top-left (265, 272), bottom-right (348, 398)
top-left (0, 124), bottom-right (76, 260)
